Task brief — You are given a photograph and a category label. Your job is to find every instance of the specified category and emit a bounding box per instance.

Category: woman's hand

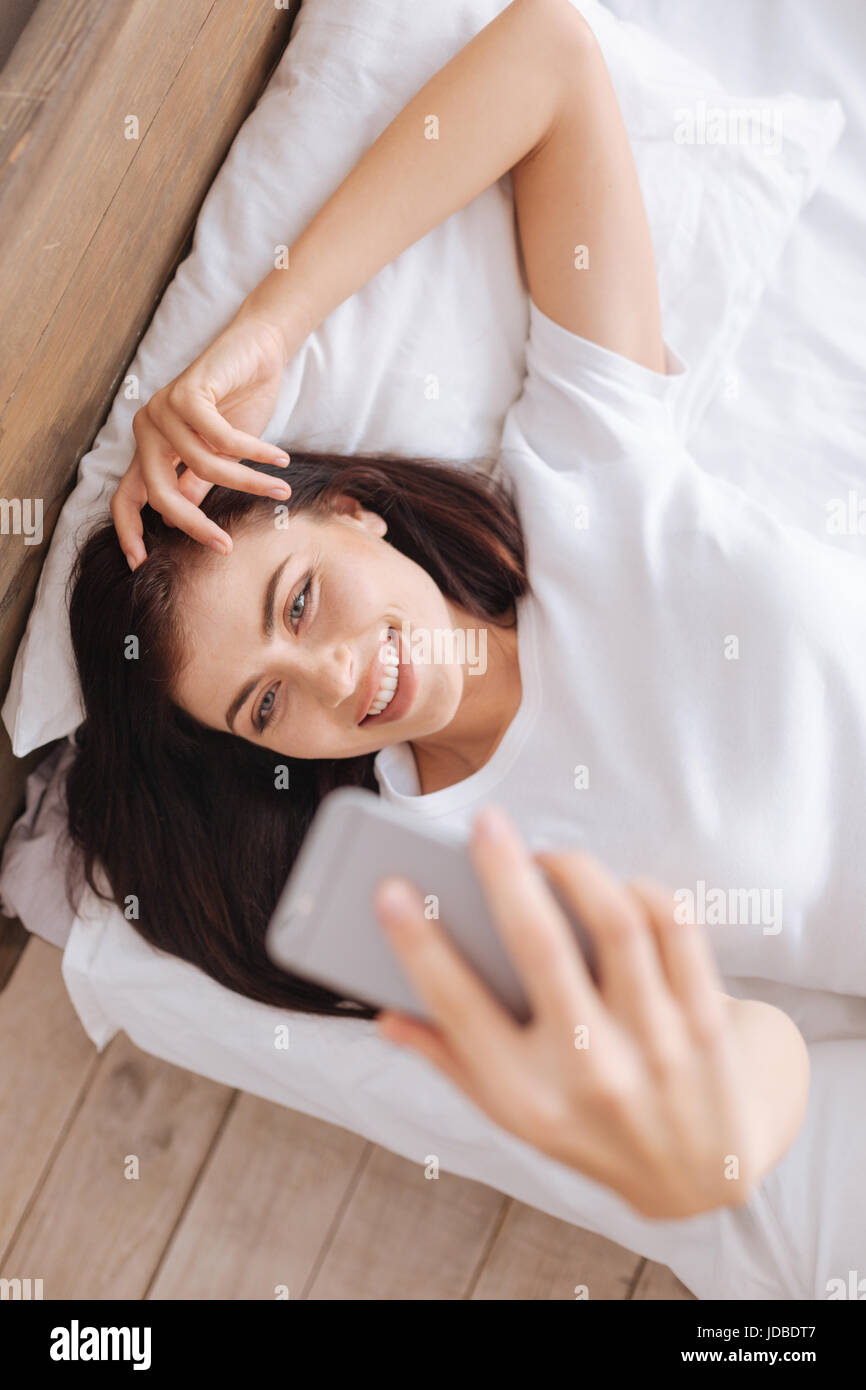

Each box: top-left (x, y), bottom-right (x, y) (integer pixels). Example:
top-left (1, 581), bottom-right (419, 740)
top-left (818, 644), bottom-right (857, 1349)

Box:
top-left (111, 309), bottom-right (296, 568)
top-left (373, 806), bottom-right (808, 1220)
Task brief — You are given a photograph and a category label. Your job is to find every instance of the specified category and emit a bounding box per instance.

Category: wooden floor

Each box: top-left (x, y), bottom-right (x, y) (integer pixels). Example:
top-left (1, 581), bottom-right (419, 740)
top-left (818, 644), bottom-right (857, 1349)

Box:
top-left (0, 937), bottom-right (694, 1300)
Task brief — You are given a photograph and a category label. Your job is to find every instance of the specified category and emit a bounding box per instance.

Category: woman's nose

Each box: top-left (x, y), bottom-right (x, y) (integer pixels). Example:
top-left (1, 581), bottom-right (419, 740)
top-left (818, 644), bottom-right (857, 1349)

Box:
top-left (303, 643), bottom-right (355, 708)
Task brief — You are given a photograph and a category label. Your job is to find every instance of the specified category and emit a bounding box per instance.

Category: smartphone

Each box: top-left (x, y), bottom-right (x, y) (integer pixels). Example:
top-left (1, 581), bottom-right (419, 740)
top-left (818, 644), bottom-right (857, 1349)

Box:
top-left (265, 786), bottom-right (596, 1024)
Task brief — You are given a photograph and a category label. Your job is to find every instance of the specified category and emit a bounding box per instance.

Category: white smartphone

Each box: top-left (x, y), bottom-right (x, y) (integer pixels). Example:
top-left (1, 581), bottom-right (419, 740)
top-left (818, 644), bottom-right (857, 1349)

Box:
top-left (265, 786), bottom-right (597, 1023)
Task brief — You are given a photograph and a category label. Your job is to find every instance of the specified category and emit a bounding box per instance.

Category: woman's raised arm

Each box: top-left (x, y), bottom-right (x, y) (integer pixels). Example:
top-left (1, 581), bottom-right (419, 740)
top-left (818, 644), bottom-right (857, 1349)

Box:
top-left (114, 0), bottom-right (624, 560)
top-left (245, 0), bottom-right (608, 356)
top-left (263, 0), bottom-right (664, 370)
top-left (509, 9), bottom-right (665, 367)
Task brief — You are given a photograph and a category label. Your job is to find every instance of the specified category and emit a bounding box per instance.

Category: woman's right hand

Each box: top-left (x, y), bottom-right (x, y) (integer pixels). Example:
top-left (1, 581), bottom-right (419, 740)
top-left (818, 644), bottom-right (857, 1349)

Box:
top-left (111, 308), bottom-right (297, 569)
top-left (374, 807), bottom-right (809, 1220)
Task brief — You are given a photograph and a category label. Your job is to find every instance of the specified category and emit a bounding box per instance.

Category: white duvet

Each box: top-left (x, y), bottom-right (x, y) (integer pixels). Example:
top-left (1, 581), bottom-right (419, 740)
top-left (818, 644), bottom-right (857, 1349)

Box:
top-left (2, 0), bottom-right (865, 1299)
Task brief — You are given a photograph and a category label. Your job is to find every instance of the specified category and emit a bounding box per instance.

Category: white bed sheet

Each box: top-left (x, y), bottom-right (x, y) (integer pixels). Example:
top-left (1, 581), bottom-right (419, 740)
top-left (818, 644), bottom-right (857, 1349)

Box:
top-left (2, 0), bottom-right (866, 1299)
top-left (610, 0), bottom-right (866, 549)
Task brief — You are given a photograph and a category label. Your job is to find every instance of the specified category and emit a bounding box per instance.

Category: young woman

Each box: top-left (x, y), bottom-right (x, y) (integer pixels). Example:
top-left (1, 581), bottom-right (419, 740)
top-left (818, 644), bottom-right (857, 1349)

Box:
top-left (66, 0), bottom-right (850, 1216)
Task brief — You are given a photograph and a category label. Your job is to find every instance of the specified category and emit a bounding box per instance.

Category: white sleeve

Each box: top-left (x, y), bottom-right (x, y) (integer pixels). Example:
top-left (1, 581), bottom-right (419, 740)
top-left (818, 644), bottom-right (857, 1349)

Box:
top-left (500, 296), bottom-right (691, 478)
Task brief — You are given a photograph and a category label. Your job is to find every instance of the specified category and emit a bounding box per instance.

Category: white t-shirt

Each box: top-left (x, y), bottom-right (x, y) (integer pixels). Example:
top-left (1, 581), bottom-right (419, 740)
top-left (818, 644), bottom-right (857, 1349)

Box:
top-left (374, 298), bottom-right (866, 998)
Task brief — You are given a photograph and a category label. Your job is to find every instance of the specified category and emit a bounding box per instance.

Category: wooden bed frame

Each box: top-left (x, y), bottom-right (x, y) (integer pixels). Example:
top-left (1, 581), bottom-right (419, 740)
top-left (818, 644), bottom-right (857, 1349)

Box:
top-left (0, 0), bottom-right (301, 981)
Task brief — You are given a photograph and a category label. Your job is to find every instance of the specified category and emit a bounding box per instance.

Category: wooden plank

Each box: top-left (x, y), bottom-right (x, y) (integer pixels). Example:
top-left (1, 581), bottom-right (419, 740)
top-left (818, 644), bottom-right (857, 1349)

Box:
top-left (148, 1096), bottom-right (369, 1300)
top-left (307, 1147), bottom-right (507, 1300)
top-left (0, 935), bottom-right (688, 1300)
top-left (0, 936), bottom-right (96, 1255)
top-left (2, 1032), bottom-right (234, 1298)
top-left (470, 1199), bottom-right (643, 1300)
top-left (0, 3), bottom-right (37, 71)
top-left (0, 0), bottom-right (216, 404)
top-left (0, 0), bottom-right (295, 494)
top-left (632, 1259), bottom-right (696, 1301)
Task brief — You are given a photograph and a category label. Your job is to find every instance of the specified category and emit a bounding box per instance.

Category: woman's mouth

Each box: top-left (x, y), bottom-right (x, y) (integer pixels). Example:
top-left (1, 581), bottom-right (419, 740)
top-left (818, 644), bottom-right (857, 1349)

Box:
top-left (367, 631), bottom-right (400, 716)
top-left (358, 626), bottom-right (418, 729)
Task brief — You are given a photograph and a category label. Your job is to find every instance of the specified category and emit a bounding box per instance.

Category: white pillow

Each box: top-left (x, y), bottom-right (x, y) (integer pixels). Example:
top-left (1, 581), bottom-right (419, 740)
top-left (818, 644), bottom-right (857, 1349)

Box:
top-left (2, 0), bottom-right (842, 758)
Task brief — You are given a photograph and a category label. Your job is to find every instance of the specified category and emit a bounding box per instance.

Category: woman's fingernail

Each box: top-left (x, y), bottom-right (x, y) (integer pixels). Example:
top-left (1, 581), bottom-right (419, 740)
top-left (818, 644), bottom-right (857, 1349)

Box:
top-left (268, 486), bottom-right (291, 499)
top-left (210, 537), bottom-right (229, 555)
top-left (375, 878), bottom-right (417, 926)
top-left (276, 452), bottom-right (291, 465)
top-left (474, 806), bottom-right (510, 842)
top-left (125, 553), bottom-right (138, 572)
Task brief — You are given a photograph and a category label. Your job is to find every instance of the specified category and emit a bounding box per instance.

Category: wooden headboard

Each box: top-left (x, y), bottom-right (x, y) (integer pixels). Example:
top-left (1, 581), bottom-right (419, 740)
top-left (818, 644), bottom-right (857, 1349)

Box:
top-left (0, 0), bottom-right (301, 980)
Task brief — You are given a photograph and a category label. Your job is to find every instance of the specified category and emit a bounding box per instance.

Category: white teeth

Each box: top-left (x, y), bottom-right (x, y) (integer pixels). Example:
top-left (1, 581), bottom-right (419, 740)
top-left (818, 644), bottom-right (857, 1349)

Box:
top-left (366, 633), bottom-right (401, 718)
top-left (368, 683), bottom-right (397, 716)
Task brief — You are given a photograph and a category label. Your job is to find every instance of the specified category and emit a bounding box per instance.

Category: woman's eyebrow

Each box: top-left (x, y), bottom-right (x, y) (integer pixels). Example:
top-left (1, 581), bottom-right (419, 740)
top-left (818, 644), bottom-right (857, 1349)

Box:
top-left (224, 553), bottom-right (293, 732)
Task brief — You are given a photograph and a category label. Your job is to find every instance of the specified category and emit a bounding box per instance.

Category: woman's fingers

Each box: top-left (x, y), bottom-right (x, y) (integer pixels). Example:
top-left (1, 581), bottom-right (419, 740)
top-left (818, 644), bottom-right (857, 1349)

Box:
top-left (629, 877), bottom-right (728, 1045)
top-left (372, 876), bottom-right (520, 1069)
top-left (140, 409), bottom-right (292, 500)
top-left (535, 848), bottom-right (683, 1048)
top-left (176, 468), bottom-right (216, 508)
top-left (147, 485), bottom-right (234, 553)
top-left (128, 410), bottom-right (290, 552)
top-left (469, 807), bottom-right (604, 1036)
top-left (112, 311), bottom-right (293, 561)
top-left (178, 392), bottom-right (291, 469)
top-left (109, 456), bottom-right (150, 568)
top-left (129, 413), bottom-right (228, 545)
top-left (376, 1010), bottom-right (473, 1091)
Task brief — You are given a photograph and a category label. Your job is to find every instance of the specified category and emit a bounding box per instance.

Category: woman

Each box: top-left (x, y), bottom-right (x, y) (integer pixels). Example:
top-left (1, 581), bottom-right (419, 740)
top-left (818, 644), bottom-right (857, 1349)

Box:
top-left (65, 0), bottom-right (833, 1216)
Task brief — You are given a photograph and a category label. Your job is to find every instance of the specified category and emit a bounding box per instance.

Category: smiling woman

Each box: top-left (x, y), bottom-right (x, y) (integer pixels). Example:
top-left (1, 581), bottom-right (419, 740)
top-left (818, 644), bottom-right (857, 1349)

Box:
top-left (58, 0), bottom-right (837, 1228)
top-left (171, 479), bottom-right (463, 757)
top-left (64, 449), bottom-right (526, 1014)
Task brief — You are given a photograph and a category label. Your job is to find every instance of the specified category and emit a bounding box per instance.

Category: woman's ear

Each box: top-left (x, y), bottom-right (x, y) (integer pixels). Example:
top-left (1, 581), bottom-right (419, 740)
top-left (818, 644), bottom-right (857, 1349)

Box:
top-left (330, 492), bottom-right (388, 538)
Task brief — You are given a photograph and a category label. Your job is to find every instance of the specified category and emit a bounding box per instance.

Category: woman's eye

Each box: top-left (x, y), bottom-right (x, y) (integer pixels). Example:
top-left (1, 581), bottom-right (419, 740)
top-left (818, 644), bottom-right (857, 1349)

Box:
top-left (289, 584), bottom-right (308, 627)
top-left (255, 573), bottom-right (314, 733)
top-left (256, 688), bottom-right (277, 731)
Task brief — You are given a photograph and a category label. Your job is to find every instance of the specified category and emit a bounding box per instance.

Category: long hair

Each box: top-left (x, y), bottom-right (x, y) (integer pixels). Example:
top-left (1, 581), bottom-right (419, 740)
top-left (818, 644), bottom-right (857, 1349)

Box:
top-left (64, 450), bottom-right (528, 1017)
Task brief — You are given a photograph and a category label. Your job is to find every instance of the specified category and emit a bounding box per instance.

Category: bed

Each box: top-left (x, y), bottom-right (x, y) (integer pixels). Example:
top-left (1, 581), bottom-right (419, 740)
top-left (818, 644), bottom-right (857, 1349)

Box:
top-left (1, 0), bottom-right (865, 1299)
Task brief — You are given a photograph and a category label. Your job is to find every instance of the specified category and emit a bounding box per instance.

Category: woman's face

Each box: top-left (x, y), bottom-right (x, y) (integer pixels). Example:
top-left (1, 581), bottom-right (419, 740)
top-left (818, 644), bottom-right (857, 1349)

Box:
top-left (171, 496), bottom-right (465, 759)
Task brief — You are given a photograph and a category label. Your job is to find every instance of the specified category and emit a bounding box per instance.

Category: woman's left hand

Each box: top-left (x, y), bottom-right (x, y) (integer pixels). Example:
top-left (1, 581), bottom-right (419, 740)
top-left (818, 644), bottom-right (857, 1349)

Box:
top-left (372, 805), bottom-right (775, 1220)
top-left (111, 308), bottom-right (295, 567)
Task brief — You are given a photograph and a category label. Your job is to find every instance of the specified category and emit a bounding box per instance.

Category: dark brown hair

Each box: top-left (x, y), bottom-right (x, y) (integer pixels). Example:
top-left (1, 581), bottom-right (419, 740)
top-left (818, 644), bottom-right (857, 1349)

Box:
top-left (64, 450), bottom-right (527, 1018)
